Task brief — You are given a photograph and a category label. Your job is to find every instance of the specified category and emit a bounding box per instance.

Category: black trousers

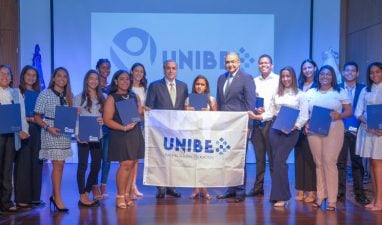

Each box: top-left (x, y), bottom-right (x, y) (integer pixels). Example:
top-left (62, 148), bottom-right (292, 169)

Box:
top-left (337, 131), bottom-right (365, 195)
top-left (294, 131), bottom-right (316, 191)
top-left (0, 133), bottom-right (16, 209)
top-left (14, 123), bottom-right (43, 204)
top-left (77, 142), bottom-right (102, 194)
top-left (269, 129), bottom-right (299, 201)
top-left (251, 121), bottom-right (273, 192)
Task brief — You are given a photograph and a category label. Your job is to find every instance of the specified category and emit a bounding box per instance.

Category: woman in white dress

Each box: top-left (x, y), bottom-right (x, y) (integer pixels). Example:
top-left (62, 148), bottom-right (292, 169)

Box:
top-left (355, 62), bottom-right (382, 211)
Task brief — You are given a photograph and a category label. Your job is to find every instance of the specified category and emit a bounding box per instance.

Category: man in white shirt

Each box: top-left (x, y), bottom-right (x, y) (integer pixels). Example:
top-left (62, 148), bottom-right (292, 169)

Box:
top-left (247, 54), bottom-right (279, 197)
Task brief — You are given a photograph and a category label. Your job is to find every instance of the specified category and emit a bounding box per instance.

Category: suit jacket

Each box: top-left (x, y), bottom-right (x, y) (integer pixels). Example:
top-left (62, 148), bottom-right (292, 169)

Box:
top-left (339, 82), bottom-right (365, 130)
top-left (216, 69), bottom-right (256, 112)
top-left (146, 78), bottom-right (188, 110)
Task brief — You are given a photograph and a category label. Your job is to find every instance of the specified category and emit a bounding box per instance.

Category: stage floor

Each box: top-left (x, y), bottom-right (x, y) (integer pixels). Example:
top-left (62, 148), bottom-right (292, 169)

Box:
top-left (0, 163), bottom-right (380, 225)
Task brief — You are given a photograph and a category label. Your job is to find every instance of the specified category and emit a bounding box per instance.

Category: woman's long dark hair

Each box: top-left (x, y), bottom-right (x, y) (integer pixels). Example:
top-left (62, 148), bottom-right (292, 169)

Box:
top-left (109, 70), bottom-right (131, 94)
top-left (130, 63), bottom-right (148, 91)
top-left (48, 67), bottom-right (73, 106)
top-left (80, 69), bottom-right (105, 113)
top-left (366, 62), bottom-right (382, 92)
top-left (192, 75), bottom-right (211, 94)
top-left (278, 66), bottom-right (298, 96)
top-left (317, 65), bottom-right (340, 93)
top-left (19, 65), bottom-right (41, 94)
top-left (298, 59), bottom-right (318, 89)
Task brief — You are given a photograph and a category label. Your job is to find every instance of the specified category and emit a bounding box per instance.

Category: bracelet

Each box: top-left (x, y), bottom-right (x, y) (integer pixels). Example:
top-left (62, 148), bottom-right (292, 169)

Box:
top-left (44, 124), bottom-right (50, 131)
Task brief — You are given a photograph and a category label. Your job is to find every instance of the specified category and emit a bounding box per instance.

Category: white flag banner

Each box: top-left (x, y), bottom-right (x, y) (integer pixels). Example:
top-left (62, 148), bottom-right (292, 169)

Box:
top-left (143, 110), bottom-right (248, 187)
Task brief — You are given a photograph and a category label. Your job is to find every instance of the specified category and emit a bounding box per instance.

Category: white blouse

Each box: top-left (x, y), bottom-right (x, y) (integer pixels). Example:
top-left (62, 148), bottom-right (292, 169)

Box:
top-left (306, 87), bottom-right (351, 115)
top-left (355, 82), bottom-right (382, 119)
top-left (262, 89), bottom-right (309, 129)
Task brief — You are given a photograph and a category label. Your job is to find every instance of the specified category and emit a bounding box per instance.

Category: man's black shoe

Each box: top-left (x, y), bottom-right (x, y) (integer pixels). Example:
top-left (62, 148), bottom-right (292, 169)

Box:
top-left (246, 189), bottom-right (264, 197)
top-left (156, 190), bottom-right (165, 199)
top-left (216, 192), bottom-right (236, 199)
top-left (355, 194), bottom-right (371, 205)
top-left (166, 189), bottom-right (181, 198)
top-left (337, 193), bottom-right (345, 202)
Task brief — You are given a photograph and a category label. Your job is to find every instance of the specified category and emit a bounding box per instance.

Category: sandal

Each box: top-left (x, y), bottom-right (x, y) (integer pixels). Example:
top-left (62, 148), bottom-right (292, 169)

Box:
top-left (116, 195), bottom-right (127, 209)
top-left (189, 192), bottom-right (200, 199)
top-left (93, 185), bottom-right (103, 200)
top-left (201, 193), bottom-right (213, 200)
top-left (124, 194), bottom-right (134, 207)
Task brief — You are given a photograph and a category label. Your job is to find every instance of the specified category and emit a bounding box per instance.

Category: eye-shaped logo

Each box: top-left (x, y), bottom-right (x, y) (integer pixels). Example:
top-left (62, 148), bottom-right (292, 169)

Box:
top-left (110, 28), bottom-right (157, 68)
top-left (215, 137), bottom-right (231, 155)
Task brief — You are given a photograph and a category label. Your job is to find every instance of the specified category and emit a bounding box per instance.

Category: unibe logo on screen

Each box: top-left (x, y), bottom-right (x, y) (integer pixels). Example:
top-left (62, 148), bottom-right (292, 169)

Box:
top-left (163, 136), bottom-right (231, 156)
top-left (110, 27), bottom-right (255, 70)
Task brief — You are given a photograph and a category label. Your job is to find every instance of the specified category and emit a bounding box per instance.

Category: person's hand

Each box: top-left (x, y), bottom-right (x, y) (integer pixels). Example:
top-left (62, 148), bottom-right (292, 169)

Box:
top-left (280, 129), bottom-right (290, 135)
top-left (185, 106), bottom-right (195, 111)
top-left (330, 111), bottom-right (341, 121)
top-left (123, 122), bottom-right (138, 132)
top-left (19, 131), bottom-right (29, 140)
top-left (77, 107), bottom-right (81, 115)
top-left (304, 123), bottom-right (311, 135)
top-left (76, 135), bottom-right (87, 144)
top-left (143, 106), bottom-right (151, 111)
top-left (47, 127), bottom-right (61, 136)
top-left (256, 107), bottom-right (265, 114)
top-left (359, 116), bottom-right (367, 124)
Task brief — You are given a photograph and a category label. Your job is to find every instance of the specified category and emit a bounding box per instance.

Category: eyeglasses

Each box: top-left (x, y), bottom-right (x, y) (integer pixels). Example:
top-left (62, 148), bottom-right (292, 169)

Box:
top-left (319, 72), bottom-right (332, 77)
top-left (0, 72), bottom-right (12, 78)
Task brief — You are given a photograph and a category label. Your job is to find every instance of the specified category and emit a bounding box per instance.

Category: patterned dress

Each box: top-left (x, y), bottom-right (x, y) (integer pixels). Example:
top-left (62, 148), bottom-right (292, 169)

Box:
top-left (34, 89), bottom-right (73, 160)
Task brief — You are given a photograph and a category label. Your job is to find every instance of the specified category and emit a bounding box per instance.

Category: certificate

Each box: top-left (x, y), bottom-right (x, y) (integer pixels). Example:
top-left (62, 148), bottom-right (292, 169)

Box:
top-left (0, 104), bottom-right (21, 134)
top-left (54, 106), bottom-right (77, 134)
top-left (272, 106), bottom-right (300, 132)
top-left (189, 93), bottom-right (208, 111)
top-left (367, 104), bottom-right (382, 130)
top-left (25, 90), bottom-right (39, 117)
top-left (309, 105), bottom-right (332, 136)
top-left (115, 99), bottom-right (141, 125)
top-left (78, 116), bottom-right (100, 142)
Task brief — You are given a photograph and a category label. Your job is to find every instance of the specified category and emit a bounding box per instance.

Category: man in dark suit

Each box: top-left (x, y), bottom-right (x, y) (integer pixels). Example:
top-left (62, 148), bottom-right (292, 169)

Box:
top-left (337, 61), bottom-right (370, 205)
top-left (216, 52), bottom-right (257, 202)
top-left (145, 59), bottom-right (188, 198)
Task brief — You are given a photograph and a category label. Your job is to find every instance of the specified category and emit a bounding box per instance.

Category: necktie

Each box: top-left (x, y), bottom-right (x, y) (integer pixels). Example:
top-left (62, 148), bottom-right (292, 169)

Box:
top-left (347, 87), bottom-right (353, 104)
top-left (224, 74), bottom-right (233, 96)
top-left (170, 83), bottom-right (176, 107)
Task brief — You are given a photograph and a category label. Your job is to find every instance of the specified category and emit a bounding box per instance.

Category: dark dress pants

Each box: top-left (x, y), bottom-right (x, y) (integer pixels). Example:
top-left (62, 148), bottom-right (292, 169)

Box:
top-left (0, 134), bottom-right (16, 209)
top-left (77, 142), bottom-right (102, 194)
top-left (337, 131), bottom-right (365, 195)
top-left (251, 121), bottom-right (273, 192)
top-left (269, 129), bottom-right (299, 201)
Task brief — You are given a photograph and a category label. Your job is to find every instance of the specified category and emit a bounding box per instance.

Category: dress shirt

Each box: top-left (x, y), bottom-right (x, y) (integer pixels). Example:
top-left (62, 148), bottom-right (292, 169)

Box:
top-left (254, 72), bottom-right (279, 121)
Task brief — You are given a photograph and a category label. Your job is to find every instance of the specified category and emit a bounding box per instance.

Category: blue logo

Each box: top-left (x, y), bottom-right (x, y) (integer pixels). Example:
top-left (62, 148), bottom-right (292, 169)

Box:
top-left (110, 28), bottom-right (157, 68)
top-left (163, 137), bottom-right (231, 156)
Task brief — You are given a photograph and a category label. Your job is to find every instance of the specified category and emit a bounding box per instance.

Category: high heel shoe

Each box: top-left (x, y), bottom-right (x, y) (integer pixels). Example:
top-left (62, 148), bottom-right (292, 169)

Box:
top-left (295, 190), bottom-right (304, 201)
top-left (304, 191), bottom-right (316, 203)
top-left (116, 195), bottom-right (127, 209)
top-left (200, 193), bottom-right (213, 200)
top-left (49, 196), bottom-right (69, 212)
top-left (124, 194), bottom-right (134, 207)
top-left (189, 192), bottom-right (200, 199)
top-left (92, 185), bottom-right (103, 200)
top-left (274, 201), bottom-right (288, 207)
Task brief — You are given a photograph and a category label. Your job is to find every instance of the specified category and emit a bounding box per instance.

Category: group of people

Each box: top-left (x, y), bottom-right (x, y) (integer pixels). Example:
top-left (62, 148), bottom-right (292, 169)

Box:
top-left (0, 52), bottom-right (381, 213)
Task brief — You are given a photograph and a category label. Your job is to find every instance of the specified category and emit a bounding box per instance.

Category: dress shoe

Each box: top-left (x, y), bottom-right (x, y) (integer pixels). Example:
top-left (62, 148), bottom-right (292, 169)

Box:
top-left (246, 189), bottom-right (264, 197)
top-left (233, 196), bottom-right (245, 203)
top-left (274, 201), bottom-right (288, 207)
top-left (166, 189), bottom-right (181, 198)
top-left (216, 192), bottom-right (236, 199)
top-left (156, 191), bottom-right (165, 199)
top-left (30, 200), bottom-right (46, 207)
top-left (355, 194), bottom-right (371, 205)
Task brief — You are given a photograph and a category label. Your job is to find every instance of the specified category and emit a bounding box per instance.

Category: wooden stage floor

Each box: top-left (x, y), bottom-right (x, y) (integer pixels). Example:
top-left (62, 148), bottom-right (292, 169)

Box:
top-left (0, 163), bottom-right (380, 225)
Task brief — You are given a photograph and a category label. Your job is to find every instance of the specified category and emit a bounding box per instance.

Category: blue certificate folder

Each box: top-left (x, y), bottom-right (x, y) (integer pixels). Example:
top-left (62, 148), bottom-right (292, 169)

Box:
top-left (24, 90), bottom-right (39, 117)
top-left (54, 106), bottom-right (77, 134)
top-left (0, 104), bottom-right (21, 134)
top-left (255, 97), bottom-right (264, 108)
top-left (79, 116), bottom-right (100, 142)
top-left (309, 105), bottom-right (332, 136)
top-left (367, 104), bottom-right (382, 130)
top-left (189, 93), bottom-right (208, 111)
top-left (115, 99), bottom-right (141, 126)
top-left (272, 106), bottom-right (300, 132)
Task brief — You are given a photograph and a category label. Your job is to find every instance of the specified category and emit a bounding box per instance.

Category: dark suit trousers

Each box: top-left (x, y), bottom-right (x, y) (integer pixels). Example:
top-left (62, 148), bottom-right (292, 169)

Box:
top-left (251, 121), bottom-right (273, 192)
top-left (77, 142), bottom-right (102, 194)
top-left (294, 131), bottom-right (317, 191)
top-left (0, 133), bottom-right (16, 209)
top-left (337, 131), bottom-right (364, 195)
top-left (269, 129), bottom-right (299, 201)
top-left (14, 123), bottom-right (43, 203)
